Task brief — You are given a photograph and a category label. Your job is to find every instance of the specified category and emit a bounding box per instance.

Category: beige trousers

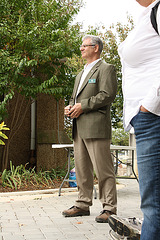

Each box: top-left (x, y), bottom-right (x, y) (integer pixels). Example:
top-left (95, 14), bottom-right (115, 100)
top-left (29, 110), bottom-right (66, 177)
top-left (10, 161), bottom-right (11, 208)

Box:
top-left (73, 130), bottom-right (117, 214)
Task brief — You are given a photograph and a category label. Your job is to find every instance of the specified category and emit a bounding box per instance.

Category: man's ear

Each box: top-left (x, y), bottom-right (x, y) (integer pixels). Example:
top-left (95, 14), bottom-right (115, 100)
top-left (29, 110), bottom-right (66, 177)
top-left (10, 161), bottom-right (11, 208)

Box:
top-left (94, 44), bottom-right (99, 53)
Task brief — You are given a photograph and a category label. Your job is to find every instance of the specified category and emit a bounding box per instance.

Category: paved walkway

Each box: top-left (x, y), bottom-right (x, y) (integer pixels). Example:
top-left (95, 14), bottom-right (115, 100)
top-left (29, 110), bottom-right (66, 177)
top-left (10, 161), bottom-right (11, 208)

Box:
top-left (0, 179), bottom-right (142, 240)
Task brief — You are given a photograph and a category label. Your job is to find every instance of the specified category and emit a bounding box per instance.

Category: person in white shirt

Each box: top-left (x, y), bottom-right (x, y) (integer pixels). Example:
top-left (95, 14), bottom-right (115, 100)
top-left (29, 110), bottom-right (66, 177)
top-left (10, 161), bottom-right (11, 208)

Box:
top-left (62, 35), bottom-right (117, 223)
top-left (108, 0), bottom-right (160, 240)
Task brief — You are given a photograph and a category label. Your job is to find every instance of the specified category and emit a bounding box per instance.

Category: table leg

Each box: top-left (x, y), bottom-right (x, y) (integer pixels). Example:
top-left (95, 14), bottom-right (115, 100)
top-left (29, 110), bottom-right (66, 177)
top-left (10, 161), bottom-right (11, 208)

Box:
top-left (131, 150), bottom-right (139, 182)
top-left (58, 147), bottom-right (97, 199)
top-left (59, 148), bottom-right (71, 196)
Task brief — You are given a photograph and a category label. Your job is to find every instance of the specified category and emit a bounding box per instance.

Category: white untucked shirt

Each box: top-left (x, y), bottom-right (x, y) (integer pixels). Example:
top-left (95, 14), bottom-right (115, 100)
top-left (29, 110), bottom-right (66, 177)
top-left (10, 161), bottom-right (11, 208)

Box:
top-left (118, 0), bottom-right (160, 131)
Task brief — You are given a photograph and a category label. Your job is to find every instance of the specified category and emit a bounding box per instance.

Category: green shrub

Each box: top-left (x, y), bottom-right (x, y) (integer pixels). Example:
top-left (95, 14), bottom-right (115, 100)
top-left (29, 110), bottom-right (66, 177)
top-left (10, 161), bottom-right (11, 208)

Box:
top-left (1, 161), bottom-right (67, 190)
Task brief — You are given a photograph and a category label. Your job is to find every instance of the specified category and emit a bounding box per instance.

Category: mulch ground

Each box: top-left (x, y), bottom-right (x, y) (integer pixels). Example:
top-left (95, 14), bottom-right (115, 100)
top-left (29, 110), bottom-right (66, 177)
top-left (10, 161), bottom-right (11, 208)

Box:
top-left (0, 179), bottom-right (69, 193)
top-left (0, 178), bottom-right (98, 193)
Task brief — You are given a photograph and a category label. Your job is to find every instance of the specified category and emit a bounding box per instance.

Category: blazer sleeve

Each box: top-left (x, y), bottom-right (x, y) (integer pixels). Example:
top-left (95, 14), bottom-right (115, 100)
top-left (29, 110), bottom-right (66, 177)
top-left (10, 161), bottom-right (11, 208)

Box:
top-left (81, 64), bottom-right (117, 113)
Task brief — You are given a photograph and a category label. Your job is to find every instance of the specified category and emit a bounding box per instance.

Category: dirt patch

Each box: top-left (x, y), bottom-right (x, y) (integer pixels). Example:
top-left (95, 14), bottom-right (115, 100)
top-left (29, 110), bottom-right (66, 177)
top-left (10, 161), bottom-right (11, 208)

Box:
top-left (0, 179), bottom-right (69, 193)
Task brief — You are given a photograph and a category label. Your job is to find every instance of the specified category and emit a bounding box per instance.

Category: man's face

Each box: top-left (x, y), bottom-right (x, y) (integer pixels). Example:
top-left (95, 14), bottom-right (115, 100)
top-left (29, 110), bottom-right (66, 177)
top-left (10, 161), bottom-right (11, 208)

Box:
top-left (136, 0), bottom-right (155, 7)
top-left (80, 38), bottom-right (96, 60)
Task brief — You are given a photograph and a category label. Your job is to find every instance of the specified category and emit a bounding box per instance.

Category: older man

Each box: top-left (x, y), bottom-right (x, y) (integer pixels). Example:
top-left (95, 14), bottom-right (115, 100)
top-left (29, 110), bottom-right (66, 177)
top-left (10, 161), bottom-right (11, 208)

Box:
top-left (63, 35), bottom-right (117, 223)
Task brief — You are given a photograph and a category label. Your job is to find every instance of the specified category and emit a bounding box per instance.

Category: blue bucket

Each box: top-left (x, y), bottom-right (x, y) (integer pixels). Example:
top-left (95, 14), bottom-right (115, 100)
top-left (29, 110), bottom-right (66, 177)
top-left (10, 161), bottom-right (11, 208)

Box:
top-left (69, 172), bottom-right (77, 187)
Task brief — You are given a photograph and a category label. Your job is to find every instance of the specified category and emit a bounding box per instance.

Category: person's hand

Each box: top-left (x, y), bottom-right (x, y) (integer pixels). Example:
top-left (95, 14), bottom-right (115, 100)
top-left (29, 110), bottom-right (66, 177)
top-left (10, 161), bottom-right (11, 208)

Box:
top-left (64, 105), bottom-right (72, 117)
top-left (140, 105), bottom-right (150, 112)
top-left (68, 103), bottom-right (83, 119)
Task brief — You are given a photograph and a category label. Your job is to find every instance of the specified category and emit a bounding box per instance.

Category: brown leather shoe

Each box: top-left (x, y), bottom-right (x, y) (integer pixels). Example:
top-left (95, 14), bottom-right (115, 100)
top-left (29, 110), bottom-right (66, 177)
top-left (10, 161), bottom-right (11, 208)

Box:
top-left (62, 206), bottom-right (90, 217)
top-left (95, 210), bottom-right (114, 223)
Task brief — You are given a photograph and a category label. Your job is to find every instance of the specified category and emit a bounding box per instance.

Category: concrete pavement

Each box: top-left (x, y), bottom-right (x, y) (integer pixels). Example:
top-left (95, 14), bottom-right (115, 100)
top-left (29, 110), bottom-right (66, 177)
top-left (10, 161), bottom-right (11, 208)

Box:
top-left (0, 179), bottom-right (142, 240)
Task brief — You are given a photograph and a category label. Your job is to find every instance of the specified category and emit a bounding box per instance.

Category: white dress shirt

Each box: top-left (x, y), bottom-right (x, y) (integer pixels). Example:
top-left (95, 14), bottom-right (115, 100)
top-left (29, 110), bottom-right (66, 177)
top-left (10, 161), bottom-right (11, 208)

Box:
top-left (76, 59), bottom-right (101, 97)
top-left (118, 0), bottom-right (160, 131)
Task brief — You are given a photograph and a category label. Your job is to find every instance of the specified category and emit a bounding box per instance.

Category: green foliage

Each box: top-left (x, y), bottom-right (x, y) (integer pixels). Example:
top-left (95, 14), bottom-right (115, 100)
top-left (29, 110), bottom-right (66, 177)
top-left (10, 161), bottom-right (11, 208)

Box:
top-left (0, 122), bottom-right (9, 145)
top-left (112, 123), bottom-right (129, 146)
top-left (1, 161), bottom-right (67, 190)
top-left (0, 0), bottom-right (83, 120)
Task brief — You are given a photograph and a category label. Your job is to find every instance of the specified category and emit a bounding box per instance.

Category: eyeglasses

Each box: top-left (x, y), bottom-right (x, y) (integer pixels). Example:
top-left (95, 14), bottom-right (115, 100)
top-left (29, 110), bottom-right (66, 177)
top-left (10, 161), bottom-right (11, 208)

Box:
top-left (80, 44), bottom-right (95, 48)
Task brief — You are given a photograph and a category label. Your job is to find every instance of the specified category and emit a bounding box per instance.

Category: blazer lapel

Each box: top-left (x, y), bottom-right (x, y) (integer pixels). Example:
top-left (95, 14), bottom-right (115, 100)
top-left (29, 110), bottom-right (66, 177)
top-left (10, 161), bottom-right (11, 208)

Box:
top-left (72, 70), bottom-right (84, 99)
top-left (77, 60), bottom-right (102, 96)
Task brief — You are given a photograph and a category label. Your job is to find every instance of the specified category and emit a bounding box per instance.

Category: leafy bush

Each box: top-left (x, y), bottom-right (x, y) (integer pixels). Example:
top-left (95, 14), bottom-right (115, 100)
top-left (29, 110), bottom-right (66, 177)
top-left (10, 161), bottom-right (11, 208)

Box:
top-left (1, 161), bottom-right (67, 190)
top-left (112, 127), bottom-right (129, 146)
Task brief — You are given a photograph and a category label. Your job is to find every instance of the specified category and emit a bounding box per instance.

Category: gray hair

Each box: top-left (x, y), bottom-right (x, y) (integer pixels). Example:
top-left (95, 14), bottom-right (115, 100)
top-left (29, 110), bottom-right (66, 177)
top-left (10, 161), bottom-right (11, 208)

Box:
top-left (82, 35), bottom-right (103, 54)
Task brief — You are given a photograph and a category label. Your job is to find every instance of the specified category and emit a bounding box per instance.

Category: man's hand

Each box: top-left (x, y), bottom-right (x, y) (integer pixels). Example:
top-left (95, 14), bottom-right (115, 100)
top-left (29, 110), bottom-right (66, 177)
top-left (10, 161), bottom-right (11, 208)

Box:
top-left (140, 105), bottom-right (149, 112)
top-left (68, 103), bottom-right (83, 119)
top-left (64, 105), bottom-right (72, 117)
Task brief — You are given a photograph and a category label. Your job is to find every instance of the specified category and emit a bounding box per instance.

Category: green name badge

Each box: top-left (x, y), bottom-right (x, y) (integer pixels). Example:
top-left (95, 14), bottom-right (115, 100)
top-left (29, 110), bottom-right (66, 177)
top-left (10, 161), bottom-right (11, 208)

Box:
top-left (88, 79), bottom-right (96, 83)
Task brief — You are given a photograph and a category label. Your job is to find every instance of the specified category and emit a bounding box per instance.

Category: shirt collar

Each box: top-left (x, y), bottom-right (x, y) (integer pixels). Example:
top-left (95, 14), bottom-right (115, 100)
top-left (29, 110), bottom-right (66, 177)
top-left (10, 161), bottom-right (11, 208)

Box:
top-left (139, 0), bottom-right (160, 17)
top-left (84, 58), bottom-right (101, 70)
top-left (146, 0), bottom-right (160, 11)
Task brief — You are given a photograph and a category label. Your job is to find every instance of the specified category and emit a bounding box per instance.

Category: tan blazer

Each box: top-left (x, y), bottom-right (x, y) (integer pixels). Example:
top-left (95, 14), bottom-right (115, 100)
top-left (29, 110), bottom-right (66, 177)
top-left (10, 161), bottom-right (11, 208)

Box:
top-left (69, 60), bottom-right (117, 139)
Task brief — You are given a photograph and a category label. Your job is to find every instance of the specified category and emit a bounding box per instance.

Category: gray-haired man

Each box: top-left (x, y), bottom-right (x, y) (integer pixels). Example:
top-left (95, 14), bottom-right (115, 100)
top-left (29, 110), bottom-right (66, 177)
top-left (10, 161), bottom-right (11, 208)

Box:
top-left (63, 35), bottom-right (117, 223)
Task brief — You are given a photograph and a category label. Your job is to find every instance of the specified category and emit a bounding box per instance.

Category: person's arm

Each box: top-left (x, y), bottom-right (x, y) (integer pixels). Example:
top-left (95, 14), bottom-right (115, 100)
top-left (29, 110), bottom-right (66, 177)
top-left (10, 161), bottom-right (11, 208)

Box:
top-left (140, 77), bottom-right (160, 114)
top-left (68, 65), bottom-right (117, 119)
top-left (140, 6), bottom-right (160, 114)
